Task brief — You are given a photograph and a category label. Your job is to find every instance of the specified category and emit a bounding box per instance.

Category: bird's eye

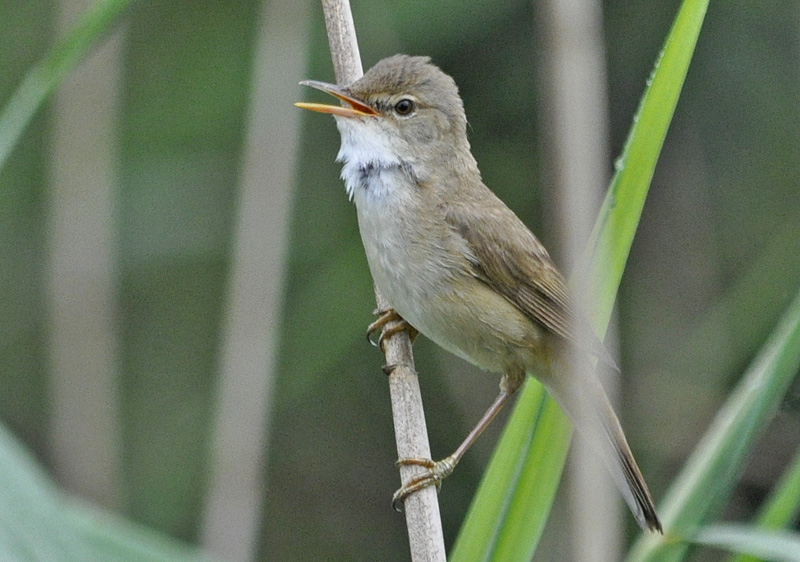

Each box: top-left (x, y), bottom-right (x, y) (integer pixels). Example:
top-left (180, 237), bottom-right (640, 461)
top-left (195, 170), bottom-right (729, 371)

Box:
top-left (394, 98), bottom-right (416, 116)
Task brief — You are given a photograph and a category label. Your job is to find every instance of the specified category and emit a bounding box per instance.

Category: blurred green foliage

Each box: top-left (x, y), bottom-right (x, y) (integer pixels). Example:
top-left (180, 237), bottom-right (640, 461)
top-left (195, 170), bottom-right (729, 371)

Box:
top-left (118, 0), bottom-right (258, 535)
top-left (0, 0), bottom-right (53, 457)
top-left (1, 0), bottom-right (799, 561)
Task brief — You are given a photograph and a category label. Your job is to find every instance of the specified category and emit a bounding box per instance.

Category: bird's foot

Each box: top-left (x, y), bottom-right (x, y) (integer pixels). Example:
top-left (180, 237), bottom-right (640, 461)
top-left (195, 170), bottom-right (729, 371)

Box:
top-left (367, 308), bottom-right (418, 352)
top-left (391, 455), bottom-right (458, 512)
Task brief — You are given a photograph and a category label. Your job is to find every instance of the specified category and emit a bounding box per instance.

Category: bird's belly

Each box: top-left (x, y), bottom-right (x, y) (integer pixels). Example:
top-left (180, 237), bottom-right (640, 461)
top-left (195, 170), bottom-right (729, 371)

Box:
top-left (411, 281), bottom-right (546, 375)
top-left (354, 185), bottom-right (545, 374)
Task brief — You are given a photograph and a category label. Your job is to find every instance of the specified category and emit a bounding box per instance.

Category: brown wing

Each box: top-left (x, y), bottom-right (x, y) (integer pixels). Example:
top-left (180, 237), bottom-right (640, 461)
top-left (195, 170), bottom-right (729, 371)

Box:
top-left (444, 194), bottom-right (616, 367)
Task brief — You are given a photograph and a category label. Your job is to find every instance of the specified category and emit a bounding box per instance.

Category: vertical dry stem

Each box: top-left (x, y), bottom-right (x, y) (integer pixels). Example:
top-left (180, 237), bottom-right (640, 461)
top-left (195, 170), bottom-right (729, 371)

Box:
top-left (48, 0), bottom-right (122, 510)
top-left (318, 1), bottom-right (446, 560)
top-left (537, 0), bottom-right (620, 558)
top-left (200, 0), bottom-right (310, 559)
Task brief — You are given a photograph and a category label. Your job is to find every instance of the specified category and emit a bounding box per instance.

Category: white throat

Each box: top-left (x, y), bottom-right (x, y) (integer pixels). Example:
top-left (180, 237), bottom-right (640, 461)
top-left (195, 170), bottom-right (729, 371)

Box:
top-left (335, 117), bottom-right (403, 200)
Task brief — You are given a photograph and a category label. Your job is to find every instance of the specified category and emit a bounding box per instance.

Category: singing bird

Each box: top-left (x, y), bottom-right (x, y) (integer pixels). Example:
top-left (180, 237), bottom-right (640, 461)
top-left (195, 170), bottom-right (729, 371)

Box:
top-left (296, 54), bottom-right (661, 533)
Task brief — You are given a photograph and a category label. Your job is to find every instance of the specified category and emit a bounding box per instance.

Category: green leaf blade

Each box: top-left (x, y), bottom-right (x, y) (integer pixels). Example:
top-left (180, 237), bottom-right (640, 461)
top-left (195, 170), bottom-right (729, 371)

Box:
top-left (450, 381), bottom-right (570, 562)
top-left (585, 0), bottom-right (710, 325)
top-left (729, 445), bottom-right (800, 562)
top-left (0, 0), bottom-right (132, 173)
top-left (451, 0), bottom-right (710, 559)
top-left (627, 286), bottom-right (800, 562)
top-left (694, 524), bottom-right (800, 562)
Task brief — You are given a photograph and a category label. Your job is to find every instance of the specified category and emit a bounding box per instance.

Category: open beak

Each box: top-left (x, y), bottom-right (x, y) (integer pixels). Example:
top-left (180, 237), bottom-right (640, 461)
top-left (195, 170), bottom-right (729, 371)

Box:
top-left (295, 80), bottom-right (379, 118)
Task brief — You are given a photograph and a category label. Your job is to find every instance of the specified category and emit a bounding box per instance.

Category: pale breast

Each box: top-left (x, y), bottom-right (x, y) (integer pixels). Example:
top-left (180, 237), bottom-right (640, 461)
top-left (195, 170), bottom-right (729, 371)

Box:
top-left (351, 165), bottom-right (545, 374)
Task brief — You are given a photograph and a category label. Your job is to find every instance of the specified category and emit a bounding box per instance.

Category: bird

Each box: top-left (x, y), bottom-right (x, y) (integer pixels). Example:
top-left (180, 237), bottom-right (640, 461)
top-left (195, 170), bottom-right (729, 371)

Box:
top-left (296, 54), bottom-right (661, 533)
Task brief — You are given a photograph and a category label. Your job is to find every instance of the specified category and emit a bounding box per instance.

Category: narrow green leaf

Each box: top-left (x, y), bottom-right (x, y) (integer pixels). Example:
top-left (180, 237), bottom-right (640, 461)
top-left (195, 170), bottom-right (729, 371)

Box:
top-left (0, 0), bottom-right (132, 173)
top-left (626, 287), bottom-right (800, 562)
top-left (484, 394), bottom-right (571, 562)
top-left (758, 448), bottom-right (800, 527)
top-left (729, 446), bottom-right (800, 562)
top-left (582, 0), bottom-right (710, 324)
top-left (449, 381), bottom-right (570, 561)
top-left (693, 524), bottom-right (800, 562)
top-left (451, 0), bottom-right (709, 559)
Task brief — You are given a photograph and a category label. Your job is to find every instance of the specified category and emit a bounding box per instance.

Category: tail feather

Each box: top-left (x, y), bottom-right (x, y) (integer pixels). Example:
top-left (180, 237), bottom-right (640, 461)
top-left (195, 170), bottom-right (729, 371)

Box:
top-left (543, 361), bottom-right (662, 533)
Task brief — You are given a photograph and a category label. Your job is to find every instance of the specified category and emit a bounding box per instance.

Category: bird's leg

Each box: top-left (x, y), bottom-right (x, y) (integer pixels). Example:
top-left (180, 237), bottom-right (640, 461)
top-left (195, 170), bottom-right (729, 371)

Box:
top-left (366, 307), bottom-right (419, 352)
top-left (392, 371), bottom-right (524, 511)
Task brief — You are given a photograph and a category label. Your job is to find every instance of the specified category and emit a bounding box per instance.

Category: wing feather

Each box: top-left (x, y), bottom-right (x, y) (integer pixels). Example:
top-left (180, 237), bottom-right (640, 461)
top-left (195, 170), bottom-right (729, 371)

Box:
top-left (444, 195), bottom-right (615, 367)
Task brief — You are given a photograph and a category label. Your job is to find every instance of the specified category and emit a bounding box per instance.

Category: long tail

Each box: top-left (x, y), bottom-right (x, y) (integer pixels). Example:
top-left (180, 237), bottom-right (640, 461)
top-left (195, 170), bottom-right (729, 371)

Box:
top-left (543, 361), bottom-right (662, 533)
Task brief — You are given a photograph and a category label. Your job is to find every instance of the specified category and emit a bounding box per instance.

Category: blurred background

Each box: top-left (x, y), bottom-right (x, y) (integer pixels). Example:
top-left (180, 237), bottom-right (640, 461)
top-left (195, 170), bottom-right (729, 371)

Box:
top-left (1, 0), bottom-right (799, 560)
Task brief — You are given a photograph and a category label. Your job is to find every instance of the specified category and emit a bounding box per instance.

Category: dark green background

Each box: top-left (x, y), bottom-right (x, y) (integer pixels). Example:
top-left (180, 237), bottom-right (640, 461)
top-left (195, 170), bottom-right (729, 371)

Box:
top-left (1, 0), bottom-right (799, 560)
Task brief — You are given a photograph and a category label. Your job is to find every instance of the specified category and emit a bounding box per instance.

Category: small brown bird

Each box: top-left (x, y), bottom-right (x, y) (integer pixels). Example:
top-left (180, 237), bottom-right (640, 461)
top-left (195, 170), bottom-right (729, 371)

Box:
top-left (296, 54), bottom-right (661, 533)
